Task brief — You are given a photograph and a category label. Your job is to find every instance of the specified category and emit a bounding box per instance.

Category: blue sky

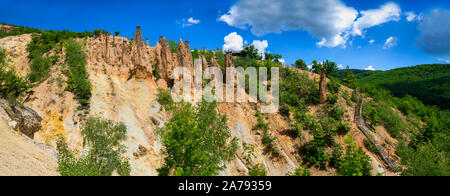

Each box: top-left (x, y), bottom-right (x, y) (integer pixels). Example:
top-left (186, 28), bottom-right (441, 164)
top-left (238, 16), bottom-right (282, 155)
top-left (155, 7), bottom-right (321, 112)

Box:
top-left (1, 0), bottom-right (450, 70)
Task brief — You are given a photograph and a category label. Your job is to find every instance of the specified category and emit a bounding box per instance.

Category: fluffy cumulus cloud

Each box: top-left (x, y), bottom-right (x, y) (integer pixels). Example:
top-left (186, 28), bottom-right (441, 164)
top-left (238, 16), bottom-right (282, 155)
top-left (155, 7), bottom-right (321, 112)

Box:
top-left (383, 36), bottom-right (398, 49)
top-left (364, 65), bottom-right (376, 71)
top-left (251, 40), bottom-right (268, 58)
top-left (223, 32), bottom-right (244, 52)
top-left (219, 0), bottom-right (358, 48)
top-left (405, 11), bottom-right (417, 22)
top-left (416, 9), bottom-right (450, 62)
top-left (351, 3), bottom-right (401, 37)
top-left (181, 17), bottom-right (200, 27)
top-left (337, 64), bottom-right (344, 69)
top-left (219, 0), bottom-right (403, 48)
top-left (369, 39), bottom-right (375, 44)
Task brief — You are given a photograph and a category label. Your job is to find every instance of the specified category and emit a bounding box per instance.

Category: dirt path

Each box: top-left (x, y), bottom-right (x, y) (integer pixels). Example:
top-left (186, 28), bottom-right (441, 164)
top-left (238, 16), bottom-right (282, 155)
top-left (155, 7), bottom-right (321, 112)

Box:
top-left (354, 92), bottom-right (396, 169)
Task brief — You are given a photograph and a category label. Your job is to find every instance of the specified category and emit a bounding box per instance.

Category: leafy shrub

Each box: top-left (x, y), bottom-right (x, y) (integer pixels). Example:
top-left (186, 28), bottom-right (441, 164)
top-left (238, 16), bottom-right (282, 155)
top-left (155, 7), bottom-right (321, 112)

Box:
top-left (169, 39), bottom-right (178, 53)
top-left (157, 101), bottom-right (238, 176)
top-left (0, 49), bottom-right (33, 100)
top-left (302, 128), bottom-right (330, 169)
top-left (156, 88), bottom-right (174, 111)
top-left (287, 161), bottom-right (311, 176)
top-left (249, 163), bottom-right (267, 176)
top-left (327, 93), bottom-right (338, 106)
top-left (57, 117), bottom-right (130, 176)
top-left (337, 142), bottom-right (372, 176)
top-left (336, 122), bottom-right (350, 134)
top-left (329, 104), bottom-right (344, 121)
top-left (327, 77), bottom-right (341, 94)
top-left (64, 39), bottom-right (91, 109)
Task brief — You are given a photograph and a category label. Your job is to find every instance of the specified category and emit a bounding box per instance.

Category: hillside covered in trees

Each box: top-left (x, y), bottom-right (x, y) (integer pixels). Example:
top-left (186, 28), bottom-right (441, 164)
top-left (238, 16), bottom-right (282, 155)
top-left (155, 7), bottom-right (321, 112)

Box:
top-left (339, 64), bottom-right (450, 110)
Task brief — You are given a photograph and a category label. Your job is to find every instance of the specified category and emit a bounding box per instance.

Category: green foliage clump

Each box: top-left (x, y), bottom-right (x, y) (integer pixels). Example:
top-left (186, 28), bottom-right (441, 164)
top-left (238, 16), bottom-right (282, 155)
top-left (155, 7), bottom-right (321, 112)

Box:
top-left (157, 101), bottom-right (238, 176)
top-left (64, 39), bottom-right (91, 109)
top-left (249, 163), bottom-right (267, 176)
top-left (287, 161), bottom-right (311, 176)
top-left (169, 39), bottom-right (178, 53)
top-left (241, 45), bottom-right (262, 60)
top-left (156, 88), bottom-right (174, 110)
top-left (294, 59), bottom-right (308, 70)
top-left (329, 104), bottom-right (344, 121)
top-left (327, 77), bottom-right (341, 94)
top-left (336, 122), bottom-right (350, 134)
top-left (327, 93), bottom-right (338, 106)
top-left (57, 117), bottom-right (130, 176)
top-left (0, 49), bottom-right (33, 100)
top-left (253, 109), bottom-right (279, 157)
top-left (26, 29), bottom-right (92, 83)
top-left (302, 128), bottom-right (330, 169)
top-left (337, 142), bottom-right (372, 176)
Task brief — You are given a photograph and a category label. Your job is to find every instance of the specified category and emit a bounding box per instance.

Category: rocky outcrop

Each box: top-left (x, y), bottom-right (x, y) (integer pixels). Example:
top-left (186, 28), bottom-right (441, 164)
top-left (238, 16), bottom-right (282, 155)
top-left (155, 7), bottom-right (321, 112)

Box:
top-left (158, 36), bottom-right (175, 82)
top-left (225, 54), bottom-right (233, 67)
top-left (319, 68), bottom-right (327, 104)
top-left (0, 99), bottom-right (42, 138)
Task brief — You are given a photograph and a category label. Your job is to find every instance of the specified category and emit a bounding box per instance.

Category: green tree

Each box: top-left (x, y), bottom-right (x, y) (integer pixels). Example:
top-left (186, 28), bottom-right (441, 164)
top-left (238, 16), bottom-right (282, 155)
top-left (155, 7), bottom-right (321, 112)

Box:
top-left (342, 66), bottom-right (357, 88)
top-left (311, 60), bottom-right (323, 74)
top-left (57, 117), bottom-right (131, 176)
top-left (337, 141), bottom-right (372, 176)
top-left (169, 39), bottom-right (178, 53)
top-left (241, 45), bottom-right (262, 60)
top-left (157, 101), bottom-right (238, 176)
top-left (114, 31), bottom-right (120, 36)
top-left (323, 60), bottom-right (339, 78)
top-left (294, 59), bottom-right (308, 70)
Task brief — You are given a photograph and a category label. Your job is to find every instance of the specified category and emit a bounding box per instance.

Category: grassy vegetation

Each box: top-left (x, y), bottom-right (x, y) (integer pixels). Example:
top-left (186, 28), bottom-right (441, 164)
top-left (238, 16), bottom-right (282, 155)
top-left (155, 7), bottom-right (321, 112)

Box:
top-left (56, 117), bottom-right (130, 176)
top-left (64, 39), bottom-right (91, 109)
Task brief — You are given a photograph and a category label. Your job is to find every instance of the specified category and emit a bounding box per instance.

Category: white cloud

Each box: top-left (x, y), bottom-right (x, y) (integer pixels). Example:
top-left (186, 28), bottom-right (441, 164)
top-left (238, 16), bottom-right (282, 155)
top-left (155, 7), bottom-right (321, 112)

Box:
top-left (279, 58), bottom-right (286, 65)
top-left (405, 11), bottom-right (417, 22)
top-left (219, 0), bottom-right (403, 48)
top-left (352, 2), bottom-right (401, 37)
top-left (219, 0), bottom-right (358, 48)
top-left (182, 17), bottom-right (200, 27)
top-left (383, 36), bottom-right (398, 49)
top-left (337, 64), bottom-right (344, 69)
top-left (369, 39), bottom-right (375, 44)
top-left (223, 32), bottom-right (244, 52)
top-left (251, 40), bottom-right (269, 58)
top-left (364, 65), bottom-right (376, 71)
top-left (437, 57), bottom-right (450, 63)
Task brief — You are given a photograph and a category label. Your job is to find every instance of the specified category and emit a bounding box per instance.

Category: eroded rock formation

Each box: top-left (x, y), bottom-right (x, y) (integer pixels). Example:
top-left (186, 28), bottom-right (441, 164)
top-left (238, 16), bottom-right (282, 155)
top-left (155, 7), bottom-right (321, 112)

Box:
top-left (0, 99), bottom-right (42, 138)
top-left (319, 68), bottom-right (327, 104)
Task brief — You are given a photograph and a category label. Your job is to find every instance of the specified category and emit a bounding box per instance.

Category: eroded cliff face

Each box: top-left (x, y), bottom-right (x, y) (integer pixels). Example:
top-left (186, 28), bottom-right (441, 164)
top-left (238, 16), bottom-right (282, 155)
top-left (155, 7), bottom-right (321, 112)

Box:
top-left (0, 27), bottom-right (399, 176)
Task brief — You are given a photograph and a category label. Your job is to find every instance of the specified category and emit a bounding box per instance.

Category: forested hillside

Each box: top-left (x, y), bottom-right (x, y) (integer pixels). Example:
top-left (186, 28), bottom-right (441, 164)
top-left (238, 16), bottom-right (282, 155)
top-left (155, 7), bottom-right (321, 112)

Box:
top-left (340, 64), bottom-right (450, 110)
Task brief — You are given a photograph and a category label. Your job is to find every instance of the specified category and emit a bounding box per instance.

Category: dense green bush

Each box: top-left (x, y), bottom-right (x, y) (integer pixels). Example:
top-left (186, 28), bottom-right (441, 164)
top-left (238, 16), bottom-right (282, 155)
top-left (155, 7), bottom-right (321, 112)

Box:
top-left (0, 49), bottom-right (33, 100)
top-left (64, 39), bottom-right (91, 109)
top-left (337, 142), bottom-right (372, 176)
top-left (327, 77), bottom-right (341, 94)
top-left (249, 163), bottom-right (267, 176)
top-left (156, 88), bottom-right (175, 110)
top-left (157, 101), bottom-right (238, 176)
top-left (57, 117), bottom-right (130, 176)
top-left (26, 30), bottom-right (92, 83)
top-left (169, 39), bottom-right (178, 53)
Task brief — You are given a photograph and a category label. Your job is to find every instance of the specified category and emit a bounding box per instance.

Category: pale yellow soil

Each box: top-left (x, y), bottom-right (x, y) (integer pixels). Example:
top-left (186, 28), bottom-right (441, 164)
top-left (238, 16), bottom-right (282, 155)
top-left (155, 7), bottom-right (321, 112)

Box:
top-left (0, 116), bottom-right (58, 176)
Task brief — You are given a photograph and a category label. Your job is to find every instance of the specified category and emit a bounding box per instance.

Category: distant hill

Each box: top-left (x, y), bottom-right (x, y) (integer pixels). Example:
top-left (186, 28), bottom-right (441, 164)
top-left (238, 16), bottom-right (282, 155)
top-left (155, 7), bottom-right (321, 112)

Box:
top-left (345, 64), bottom-right (450, 110)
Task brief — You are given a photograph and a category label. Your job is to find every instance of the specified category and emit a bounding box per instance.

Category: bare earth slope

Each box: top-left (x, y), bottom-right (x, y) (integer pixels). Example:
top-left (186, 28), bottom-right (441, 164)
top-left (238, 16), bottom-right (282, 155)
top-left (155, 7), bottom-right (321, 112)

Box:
top-left (0, 116), bottom-right (58, 176)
